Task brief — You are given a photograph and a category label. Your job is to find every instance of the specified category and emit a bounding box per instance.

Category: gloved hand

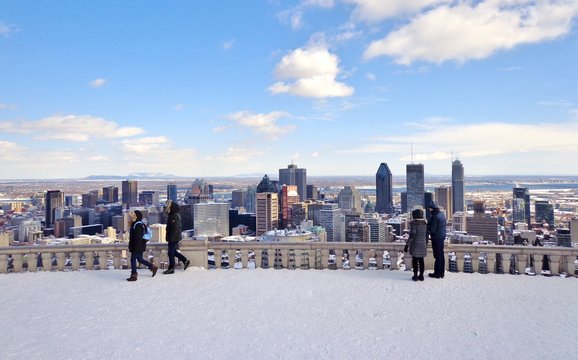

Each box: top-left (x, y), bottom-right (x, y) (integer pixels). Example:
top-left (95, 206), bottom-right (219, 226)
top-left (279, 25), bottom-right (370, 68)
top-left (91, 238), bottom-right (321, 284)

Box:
top-left (404, 244), bottom-right (409, 253)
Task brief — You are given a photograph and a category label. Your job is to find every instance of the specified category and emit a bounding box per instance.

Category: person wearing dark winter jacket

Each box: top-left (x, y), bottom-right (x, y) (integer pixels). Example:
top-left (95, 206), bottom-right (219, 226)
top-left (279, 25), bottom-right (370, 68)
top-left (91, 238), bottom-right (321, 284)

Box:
top-left (163, 200), bottom-right (190, 274)
top-left (404, 208), bottom-right (428, 281)
top-left (127, 210), bottom-right (158, 281)
top-left (427, 201), bottom-right (447, 278)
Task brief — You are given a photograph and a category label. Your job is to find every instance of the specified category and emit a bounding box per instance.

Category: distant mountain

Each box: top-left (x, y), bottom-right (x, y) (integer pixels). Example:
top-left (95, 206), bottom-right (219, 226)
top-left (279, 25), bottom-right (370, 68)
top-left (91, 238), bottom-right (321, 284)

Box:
top-left (83, 173), bottom-right (185, 180)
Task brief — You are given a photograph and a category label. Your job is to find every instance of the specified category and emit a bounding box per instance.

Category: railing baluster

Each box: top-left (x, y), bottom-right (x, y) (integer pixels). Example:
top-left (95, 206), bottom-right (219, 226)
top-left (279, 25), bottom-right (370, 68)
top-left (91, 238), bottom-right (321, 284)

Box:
top-left (0, 254), bottom-right (7, 274)
top-left (13, 253), bottom-right (23, 273)
top-left (71, 252), bottom-right (80, 271)
top-left (85, 251), bottom-right (95, 270)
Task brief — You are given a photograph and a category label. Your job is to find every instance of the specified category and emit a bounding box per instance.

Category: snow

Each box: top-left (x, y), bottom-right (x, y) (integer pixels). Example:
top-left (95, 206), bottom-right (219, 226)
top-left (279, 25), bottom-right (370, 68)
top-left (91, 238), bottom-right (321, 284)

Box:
top-left (1, 269), bottom-right (578, 359)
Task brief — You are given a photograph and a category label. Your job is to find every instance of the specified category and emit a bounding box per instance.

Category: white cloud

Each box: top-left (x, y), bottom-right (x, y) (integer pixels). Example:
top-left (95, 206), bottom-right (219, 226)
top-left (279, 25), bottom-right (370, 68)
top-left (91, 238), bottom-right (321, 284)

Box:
top-left (121, 136), bottom-right (169, 154)
top-left (342, 120), bottom-right (578, 164)
top-left (363, 0), bottom-right (578, 64)
top-left (269, 47), bottom-right (354, 98)
top-left (210, 147), bottom-right (267, 164)
top-left (346, 0), bottom-right (448, 22)
top-left (304, 0), bottom-right (334, 8)
top-left (212, 125), bottom-right (229, 133)
top-left (0, 115), bottom-right (145, 142)
top-left (0, 103), bottom-right (17, 110)
top-left (365, 72), bottom-right (376, 81)
top-left (173, 104), bottom-right (185, 111)
top-left (312, 151), bottom-right (320, 157)
top-left (223, 39), bottom-right (235, 50)
top-left (0, 140), bottom-right (25, 161)
top-left (0, 22), bottom-right (18, 37)
top-left (89, 78), bottom-right (107, 88)
top-left (227, 111), bottom-right (296, 136)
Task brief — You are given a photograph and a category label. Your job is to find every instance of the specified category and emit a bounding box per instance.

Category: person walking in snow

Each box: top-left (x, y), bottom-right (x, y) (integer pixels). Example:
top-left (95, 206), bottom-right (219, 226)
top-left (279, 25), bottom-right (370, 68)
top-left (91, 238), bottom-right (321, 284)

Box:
top-left (427, 201), bottom-right (447, 279)
top-left (127, 210), bottom-right (158, 281)
top-left (404, 208), bottom-right (428, 281)
top-left (163, 200), bottom-right (190, 274)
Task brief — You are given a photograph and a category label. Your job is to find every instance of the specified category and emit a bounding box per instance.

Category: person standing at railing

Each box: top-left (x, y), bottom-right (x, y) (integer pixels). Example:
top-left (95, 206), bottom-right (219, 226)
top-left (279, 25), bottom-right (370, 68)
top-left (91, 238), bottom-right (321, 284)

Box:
top-left (427, 201), bottom-right (447, 279)
top-left (163, 200), bottom-right (190, 274)
top-left (127, 210), bottom-right (158, 282)
top-left (404, 208), bottom-right (427, 281)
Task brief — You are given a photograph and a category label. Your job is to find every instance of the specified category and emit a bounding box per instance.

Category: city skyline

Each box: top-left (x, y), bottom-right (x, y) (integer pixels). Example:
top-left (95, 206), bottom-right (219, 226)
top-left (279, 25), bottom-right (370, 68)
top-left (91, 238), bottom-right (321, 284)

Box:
top-left (1, 1), bottom-right (578, 179)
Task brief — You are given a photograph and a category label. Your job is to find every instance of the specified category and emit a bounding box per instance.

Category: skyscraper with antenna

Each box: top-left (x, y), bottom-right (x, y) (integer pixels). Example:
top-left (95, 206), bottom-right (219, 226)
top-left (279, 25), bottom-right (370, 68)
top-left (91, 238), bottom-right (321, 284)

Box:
top-left (452, 159), bottom-right (465, 214)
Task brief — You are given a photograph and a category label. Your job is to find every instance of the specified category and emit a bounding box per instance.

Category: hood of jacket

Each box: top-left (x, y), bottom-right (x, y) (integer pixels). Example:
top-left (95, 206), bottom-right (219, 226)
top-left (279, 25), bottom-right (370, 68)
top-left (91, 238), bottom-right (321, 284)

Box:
top-left (133, 210), bottom-right (143, 222)
top-left (428, 201), bottom-right (440, 210)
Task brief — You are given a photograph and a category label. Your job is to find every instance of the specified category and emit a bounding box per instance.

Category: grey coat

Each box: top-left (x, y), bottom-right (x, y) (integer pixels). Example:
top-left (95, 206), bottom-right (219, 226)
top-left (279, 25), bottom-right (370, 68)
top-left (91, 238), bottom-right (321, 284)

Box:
top-left (407, 219), bottom-right (428, 258)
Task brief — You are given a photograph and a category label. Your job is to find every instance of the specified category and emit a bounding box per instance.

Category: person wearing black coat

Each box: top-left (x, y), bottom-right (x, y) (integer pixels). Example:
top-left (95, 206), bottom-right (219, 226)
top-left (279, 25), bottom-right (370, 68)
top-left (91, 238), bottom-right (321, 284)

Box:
top-left (427, 201), bottom-right (447, 279)
top-left (163, 200), bottom-right (190, 274)
top-left (127, 210), bottom-right (158, 281)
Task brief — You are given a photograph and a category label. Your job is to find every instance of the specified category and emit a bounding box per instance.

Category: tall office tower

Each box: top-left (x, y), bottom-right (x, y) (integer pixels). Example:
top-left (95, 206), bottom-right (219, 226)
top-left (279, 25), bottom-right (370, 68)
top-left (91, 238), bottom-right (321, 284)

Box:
top-left (375, 163), bottom-right (394, 214)
top-left (280, 185), bottom-right (300, 228)
top-left (121, 180), bottom-right (138, 208)
top-left (365, 215), bottom-right (386, 243)
top-left (256, 175), bottom-right (276, 193)
top-left (291, 202), bottom-right (308, 226)
top-left (245, 187), bottom-right (256, 213)
top-left (557, 228), bottom-right (572, 247)
top-left (167, 184), bottom-right (178, 203)
top-left (307, 201), bottom-right (325, 226)
top-left (82, 192), bottom-right (98, 208)
top-left (103, 186), bottom-right (119, 203)
top-left (535, 200), bottom-right (554, 226)
top-left (65, 195), bottom-right (74, 207)
top-left (406, 164), bottom-right (425, 211)
top-left (279, 163), bottom-right (307, 202)
top-left (231, 190), bottom-right (247, 209)
top-left (513, 187), bottom-right (531, 225)
top-left (194, 202), bottom-right (230, 237)
top-left (435, 185), bottom-right (452, 220)
top-left (570, 218), bottom-right (578, 246)
top-left (466, 201), bottom-right (498, 243)
top-left (256, 192), bottom-right (278, 235)
top-left (306, 185), bottom-right (319, 201)
top-left (139, 191), bottom-right (159, 206)
top-left (400, 192), bottom-right (407, 214)
top-left (192, 178), bottom-right (210, 195)
top-left (346, 221), bottom-right (370, 242)
top-left (338, 186), bottom-right (362, 213)
top-left (18, 220), bottom-right (42, 242)
top-left (45, 190), bottom-right (64, 227)
top-left (452, 159), bottom-right (465, 213)
top-left (320, 203), bottom-right (344, 242)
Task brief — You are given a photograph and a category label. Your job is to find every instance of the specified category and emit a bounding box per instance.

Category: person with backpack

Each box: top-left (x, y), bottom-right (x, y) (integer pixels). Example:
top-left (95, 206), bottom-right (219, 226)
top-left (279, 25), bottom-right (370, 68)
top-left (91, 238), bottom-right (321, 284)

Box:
top-left (127, 210), bottom-right (158, 281)
top-left (163, 200), bottom-right (190, 274)
top-left (404, 208), bottom-right (428, 281)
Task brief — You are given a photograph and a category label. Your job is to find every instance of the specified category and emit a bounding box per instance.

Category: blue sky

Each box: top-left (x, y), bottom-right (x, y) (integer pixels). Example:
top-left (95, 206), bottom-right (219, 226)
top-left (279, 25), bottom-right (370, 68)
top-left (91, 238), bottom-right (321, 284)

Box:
top-left (1, 0), bottom-right (578, 179)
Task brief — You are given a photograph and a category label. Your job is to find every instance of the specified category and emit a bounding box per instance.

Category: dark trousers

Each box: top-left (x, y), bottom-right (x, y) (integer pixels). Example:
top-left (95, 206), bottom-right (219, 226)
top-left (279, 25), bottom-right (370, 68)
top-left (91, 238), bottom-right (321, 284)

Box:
top-left (431, 239), bottom-right (445, 276)
top-left (130, 252), bottom-right (153, 274)
top-left (167, 241), bottom-right (188, 269)
top-left (412, 257), bottom-right (425, 276)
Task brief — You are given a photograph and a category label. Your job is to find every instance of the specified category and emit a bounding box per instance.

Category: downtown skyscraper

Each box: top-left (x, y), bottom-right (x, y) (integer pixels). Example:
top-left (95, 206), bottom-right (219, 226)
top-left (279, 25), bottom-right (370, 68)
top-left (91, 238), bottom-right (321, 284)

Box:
top-left (45, 190), bottom-right (64, 227)
top-left (513, 187), bottom-right (531, 226)
top-left (279, 163), bottom-right (307, 202)
top-left (406, 163), bottom-right (425, 211)
top-left (375, 163), bottom-right (393, 214)
top-left (121, 180), bottom-right (138, 208)
top-left (452, 159), bottom-right (465, 214)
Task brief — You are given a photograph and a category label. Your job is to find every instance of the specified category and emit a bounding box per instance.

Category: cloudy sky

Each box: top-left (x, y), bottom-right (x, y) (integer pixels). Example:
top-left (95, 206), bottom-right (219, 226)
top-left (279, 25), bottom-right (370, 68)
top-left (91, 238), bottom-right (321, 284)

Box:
top-left (1, 0), bottom-right (578, 179)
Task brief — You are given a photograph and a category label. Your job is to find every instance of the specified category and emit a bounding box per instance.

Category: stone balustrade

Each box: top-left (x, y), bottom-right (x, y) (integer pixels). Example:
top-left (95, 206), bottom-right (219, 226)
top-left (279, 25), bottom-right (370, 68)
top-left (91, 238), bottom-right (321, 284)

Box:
top-left (1, 241), bottom-right (577, 276)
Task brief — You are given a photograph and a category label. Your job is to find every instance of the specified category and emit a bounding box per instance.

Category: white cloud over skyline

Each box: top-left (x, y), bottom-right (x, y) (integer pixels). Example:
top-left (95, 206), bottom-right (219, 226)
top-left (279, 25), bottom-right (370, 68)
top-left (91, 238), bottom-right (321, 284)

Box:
top-left (363, 0), bottom-right (578, 64)
top-left (269, 47), bottom-right (354, 98)
top-left (0, 115), bottom-right (144, 142)
top-left (227, 110), bottom-right (296, 137)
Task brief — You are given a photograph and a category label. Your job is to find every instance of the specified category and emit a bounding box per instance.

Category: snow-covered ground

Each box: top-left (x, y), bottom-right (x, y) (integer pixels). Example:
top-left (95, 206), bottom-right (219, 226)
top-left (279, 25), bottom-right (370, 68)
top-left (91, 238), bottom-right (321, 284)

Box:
top-left (1, 269), bottom-right (577, 359)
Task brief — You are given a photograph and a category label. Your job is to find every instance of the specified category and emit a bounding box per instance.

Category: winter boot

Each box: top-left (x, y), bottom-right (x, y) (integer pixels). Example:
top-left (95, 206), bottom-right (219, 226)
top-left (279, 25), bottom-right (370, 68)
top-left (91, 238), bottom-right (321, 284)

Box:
top-left (163, 268), bottom-right (175, 275)
top-left (150, 265), bottom-right (158, 277)
top-left (183, 259), bottom-right (191, 270)
top-left (126, 273), bottom-right (138, 282)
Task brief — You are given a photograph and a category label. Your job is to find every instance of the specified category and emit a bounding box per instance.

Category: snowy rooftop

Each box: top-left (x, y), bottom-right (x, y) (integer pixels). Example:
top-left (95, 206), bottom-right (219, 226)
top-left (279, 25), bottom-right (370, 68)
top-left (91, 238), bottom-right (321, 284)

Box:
top-left (2, 269), bottom-right (577, 359)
